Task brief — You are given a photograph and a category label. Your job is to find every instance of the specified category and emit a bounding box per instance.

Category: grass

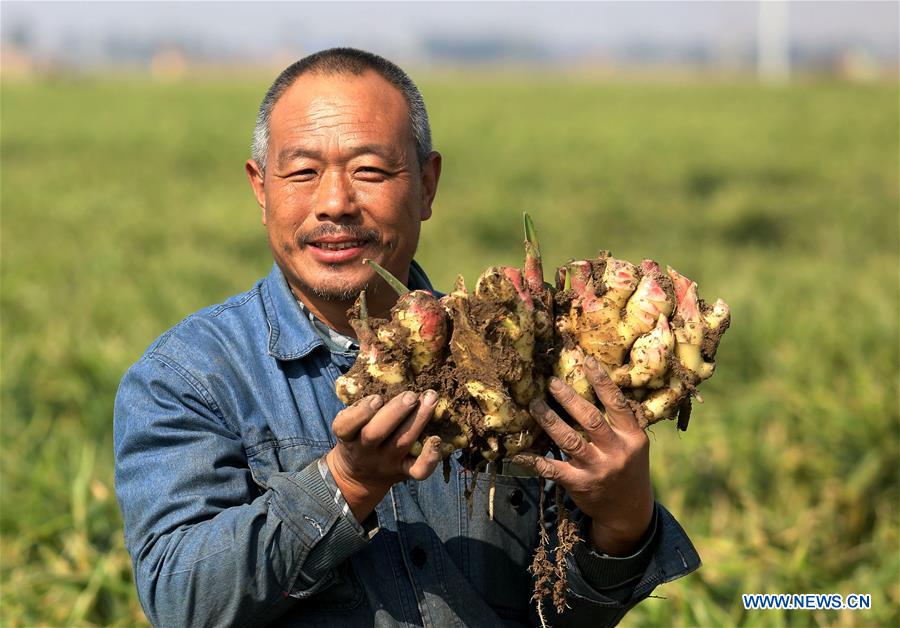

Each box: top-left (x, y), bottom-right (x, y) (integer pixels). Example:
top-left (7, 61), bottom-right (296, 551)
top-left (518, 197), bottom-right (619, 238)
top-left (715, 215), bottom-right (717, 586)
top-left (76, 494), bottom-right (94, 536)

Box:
top-left (1, 75), bottom-right (897, 626)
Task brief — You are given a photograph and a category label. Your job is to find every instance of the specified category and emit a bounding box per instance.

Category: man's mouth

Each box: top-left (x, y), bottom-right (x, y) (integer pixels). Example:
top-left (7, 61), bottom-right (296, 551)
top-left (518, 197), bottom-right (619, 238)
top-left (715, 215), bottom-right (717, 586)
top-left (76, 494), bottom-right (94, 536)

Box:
top-left (310, 240), bottom-right (368, 251)
top-left (299, 225), bottom-right (383, 265)
top-left (305, 236), bottom-right (375, 265)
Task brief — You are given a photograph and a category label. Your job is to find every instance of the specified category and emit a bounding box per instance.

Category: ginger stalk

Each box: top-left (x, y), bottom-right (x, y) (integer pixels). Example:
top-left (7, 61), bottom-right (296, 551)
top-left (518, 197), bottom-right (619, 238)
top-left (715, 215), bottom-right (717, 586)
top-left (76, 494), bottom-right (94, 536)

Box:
top-left (338, 260), bottom-right (466, 458)
top-left (366, 259), bottom-right (450, 377)
top-left (667, 267), bottom-right (715, 383)
top-left (446, 268), bottom-right (540, 460)
top-left (560, 254), bottom-right (643, 369)
top-left (476, 266), bottom-right (538, 407)
top-left (335, 289), bottom-right (408, 403)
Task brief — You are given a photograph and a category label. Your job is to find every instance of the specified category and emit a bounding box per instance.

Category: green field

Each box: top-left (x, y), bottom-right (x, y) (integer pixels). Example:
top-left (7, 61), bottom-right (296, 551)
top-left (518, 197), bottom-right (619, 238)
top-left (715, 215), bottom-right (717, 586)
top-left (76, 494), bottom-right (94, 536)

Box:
top-left (1, 76), bottom-right (897, 626)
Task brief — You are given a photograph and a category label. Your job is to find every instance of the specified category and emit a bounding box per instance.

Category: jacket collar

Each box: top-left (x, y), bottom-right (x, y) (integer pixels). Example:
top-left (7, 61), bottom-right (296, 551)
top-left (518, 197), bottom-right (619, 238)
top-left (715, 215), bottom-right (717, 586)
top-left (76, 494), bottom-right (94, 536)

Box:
top-left (261, 261), bottom-right (435, 361)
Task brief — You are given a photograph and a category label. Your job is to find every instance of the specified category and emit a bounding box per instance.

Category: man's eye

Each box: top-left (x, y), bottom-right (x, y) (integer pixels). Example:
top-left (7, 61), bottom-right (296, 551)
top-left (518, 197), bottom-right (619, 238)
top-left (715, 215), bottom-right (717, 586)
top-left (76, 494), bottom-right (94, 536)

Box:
top-left (289, 169), bottom-right (317, 181)
top-left (355, 167), bottom-right (388, 181)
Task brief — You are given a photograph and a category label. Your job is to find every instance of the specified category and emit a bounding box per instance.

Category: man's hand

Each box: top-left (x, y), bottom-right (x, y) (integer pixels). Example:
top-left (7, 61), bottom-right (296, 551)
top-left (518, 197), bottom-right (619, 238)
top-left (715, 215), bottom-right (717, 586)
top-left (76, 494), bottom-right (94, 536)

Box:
top-left (514, 355), bottom-right (655, 556)
top-left (326, 390), bottom-right (443, 522)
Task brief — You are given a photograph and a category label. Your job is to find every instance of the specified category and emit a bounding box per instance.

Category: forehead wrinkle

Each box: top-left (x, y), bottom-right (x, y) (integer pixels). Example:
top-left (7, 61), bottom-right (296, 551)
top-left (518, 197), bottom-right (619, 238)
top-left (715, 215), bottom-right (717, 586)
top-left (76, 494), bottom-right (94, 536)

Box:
top-left (302, 99), bottom-right (373, 127)
top-left (289, 120), bottom-right (378, 136)
top-left (278, 120), bottom-right (405, 165)
top-left (273, 95), bottom-right (358, 132)
top-left (270, 79), bottom-right (414, 166)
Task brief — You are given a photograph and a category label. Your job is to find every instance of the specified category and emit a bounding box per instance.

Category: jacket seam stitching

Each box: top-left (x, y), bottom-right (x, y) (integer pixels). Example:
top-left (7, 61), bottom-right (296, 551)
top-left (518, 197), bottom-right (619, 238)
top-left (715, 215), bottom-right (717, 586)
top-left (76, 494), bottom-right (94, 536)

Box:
top-left (145, 352), bottom-right (229, 428)
top-left (210, 289), bottom-right (260, 317)
top-left (246, 437), bottom-right (334, 456)
top-left (261, 274), bottom-right (282, 353)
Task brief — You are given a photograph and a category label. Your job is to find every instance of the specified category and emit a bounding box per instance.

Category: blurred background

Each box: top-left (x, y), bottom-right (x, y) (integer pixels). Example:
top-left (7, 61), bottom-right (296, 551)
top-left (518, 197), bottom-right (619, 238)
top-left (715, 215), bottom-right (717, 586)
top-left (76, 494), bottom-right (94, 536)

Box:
top-left (1, 1), bottom-right (897, 626)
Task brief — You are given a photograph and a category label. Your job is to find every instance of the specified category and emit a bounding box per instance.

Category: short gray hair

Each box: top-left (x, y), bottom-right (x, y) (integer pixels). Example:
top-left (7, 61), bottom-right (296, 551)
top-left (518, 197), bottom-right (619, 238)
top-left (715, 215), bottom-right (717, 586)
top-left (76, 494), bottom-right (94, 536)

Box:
top-left (251, 47), bottom-right (432, 172)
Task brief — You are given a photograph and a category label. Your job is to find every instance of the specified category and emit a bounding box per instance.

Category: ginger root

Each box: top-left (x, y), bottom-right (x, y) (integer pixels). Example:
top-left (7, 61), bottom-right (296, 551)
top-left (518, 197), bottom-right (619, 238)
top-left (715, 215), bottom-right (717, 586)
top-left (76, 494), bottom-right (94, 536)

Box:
top-left (336, 215), bottom-right (731, 462)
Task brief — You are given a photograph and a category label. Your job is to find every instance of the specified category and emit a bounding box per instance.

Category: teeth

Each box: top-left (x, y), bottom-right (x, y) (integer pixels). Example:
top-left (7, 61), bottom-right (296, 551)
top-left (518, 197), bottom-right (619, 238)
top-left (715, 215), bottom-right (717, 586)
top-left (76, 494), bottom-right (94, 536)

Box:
top-left (315, 241), bottom-right (364, 251)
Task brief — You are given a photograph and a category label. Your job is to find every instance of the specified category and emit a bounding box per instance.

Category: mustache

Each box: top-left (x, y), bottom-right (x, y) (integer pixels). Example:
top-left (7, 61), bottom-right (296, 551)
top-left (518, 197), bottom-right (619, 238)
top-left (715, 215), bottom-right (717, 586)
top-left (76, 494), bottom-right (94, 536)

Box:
top-left (298, 224), bottom-right (381, 246)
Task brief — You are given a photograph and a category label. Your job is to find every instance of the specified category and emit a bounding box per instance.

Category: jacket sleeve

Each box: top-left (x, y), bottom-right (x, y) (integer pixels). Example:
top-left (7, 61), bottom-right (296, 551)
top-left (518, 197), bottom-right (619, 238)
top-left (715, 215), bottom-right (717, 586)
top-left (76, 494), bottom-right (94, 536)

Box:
top-left (550, 502), bottom-right (701, 627)
top-left (113, 352), bottom-right (370, 627)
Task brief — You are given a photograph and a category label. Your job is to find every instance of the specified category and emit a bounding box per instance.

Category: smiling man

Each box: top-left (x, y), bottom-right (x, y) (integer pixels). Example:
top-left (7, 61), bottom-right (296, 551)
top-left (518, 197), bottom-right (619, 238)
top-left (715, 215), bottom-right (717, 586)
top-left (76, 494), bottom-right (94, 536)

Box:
top-left (246, 66), bottom-right (440, 335)
top-left (114, 48), bottom-right (699, 627)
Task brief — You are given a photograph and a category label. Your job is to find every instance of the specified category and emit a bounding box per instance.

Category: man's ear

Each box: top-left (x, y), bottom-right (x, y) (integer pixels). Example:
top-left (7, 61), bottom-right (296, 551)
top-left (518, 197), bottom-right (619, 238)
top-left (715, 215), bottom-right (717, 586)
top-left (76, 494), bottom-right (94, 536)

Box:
top-left (245, 159), bottom-right (267, 225)
top-left (419, 151), bottom-right (442, 221)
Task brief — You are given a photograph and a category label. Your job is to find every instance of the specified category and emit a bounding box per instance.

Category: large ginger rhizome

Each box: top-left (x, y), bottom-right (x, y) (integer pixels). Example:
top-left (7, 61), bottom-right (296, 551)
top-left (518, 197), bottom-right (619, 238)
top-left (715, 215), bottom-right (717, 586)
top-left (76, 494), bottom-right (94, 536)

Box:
top-left (335, 259), bottom-right (553, 463)
top-left (554, 252), bottom-right (730, 430)
top-left (335, 215), bottom-right (731, 463)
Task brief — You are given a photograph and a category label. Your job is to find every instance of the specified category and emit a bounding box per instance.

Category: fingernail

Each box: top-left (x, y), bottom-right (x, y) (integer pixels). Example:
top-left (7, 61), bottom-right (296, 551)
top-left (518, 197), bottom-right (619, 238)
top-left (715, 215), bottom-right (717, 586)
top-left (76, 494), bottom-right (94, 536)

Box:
top-left (510, 454), bottom-right (534, 466)
top-left (369, 395), bottom-right (384, 409)
top-left (431, 436), bottom-right (443, 452)
top-left (423, 389), bottom-right (438, 404)
top-left (584, 355), bottom-right (598, 369)
top-left (530, 398), bottom-right (549, 414)
top-left (402, 391), bottom-right (418, 404)
top-left (549, 377), bottom-right (564, 392)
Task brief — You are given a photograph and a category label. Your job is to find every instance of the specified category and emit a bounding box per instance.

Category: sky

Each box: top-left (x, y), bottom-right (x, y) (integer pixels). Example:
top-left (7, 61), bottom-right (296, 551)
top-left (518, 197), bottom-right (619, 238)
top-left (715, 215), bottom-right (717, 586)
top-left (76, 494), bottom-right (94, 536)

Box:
top-left (2, 1), bottom-right (897, 65)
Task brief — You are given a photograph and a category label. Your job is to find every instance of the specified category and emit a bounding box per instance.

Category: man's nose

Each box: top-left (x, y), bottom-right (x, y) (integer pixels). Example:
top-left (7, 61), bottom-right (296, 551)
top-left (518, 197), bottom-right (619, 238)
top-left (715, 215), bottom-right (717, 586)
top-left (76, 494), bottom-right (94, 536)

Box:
top-left (315, 169), bottom-right (357, 221)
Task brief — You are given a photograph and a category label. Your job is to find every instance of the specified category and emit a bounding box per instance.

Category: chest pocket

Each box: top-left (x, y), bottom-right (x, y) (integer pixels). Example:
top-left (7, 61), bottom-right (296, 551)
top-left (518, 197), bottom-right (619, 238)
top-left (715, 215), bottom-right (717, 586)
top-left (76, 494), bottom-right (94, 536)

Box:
top-left (245, 438), bottom-right (366, 618)
top-left (245, 437), bottom-right (332, 488)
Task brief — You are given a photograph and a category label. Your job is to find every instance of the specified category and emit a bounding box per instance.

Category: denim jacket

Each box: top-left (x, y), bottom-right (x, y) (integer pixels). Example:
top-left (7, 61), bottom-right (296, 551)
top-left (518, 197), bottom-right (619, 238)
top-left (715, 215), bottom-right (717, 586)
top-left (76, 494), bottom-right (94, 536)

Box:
top-left (114, 263), bottom-right (700, 628)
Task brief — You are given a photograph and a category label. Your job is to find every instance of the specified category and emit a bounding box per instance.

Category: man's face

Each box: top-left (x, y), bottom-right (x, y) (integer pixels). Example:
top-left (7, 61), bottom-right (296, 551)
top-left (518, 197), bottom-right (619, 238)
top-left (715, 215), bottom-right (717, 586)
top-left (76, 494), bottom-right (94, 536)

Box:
top-left (247, 70), bottom-right (440, 304)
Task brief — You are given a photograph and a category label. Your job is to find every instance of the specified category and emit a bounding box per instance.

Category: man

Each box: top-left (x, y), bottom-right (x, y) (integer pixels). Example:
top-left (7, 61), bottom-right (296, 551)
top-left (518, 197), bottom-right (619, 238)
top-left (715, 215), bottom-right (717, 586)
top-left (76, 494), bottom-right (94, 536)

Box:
top-left (114, 48), bottom-right (699, 627)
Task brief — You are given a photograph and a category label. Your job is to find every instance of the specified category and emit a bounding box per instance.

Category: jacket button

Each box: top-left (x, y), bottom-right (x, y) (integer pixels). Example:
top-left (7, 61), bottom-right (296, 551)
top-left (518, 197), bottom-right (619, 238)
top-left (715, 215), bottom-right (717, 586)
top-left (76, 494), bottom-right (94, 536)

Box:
top-left (508, 488), bottom-right (524, 508)
top-left (411, 546), bottom-right (427, 568)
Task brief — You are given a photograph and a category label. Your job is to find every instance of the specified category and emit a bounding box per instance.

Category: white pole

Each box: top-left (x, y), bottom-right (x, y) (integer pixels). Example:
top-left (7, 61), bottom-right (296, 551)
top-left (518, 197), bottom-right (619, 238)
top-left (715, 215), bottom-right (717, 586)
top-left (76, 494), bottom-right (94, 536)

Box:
top-left (758, 0), bottom-right (790, 83)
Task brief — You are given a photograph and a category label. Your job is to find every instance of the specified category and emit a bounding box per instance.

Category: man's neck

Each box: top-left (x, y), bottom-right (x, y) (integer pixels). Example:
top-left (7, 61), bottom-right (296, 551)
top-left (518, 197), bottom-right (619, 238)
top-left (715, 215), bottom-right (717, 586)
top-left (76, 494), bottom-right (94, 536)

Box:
top-left (292, 284), bottom-right (404, 338)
